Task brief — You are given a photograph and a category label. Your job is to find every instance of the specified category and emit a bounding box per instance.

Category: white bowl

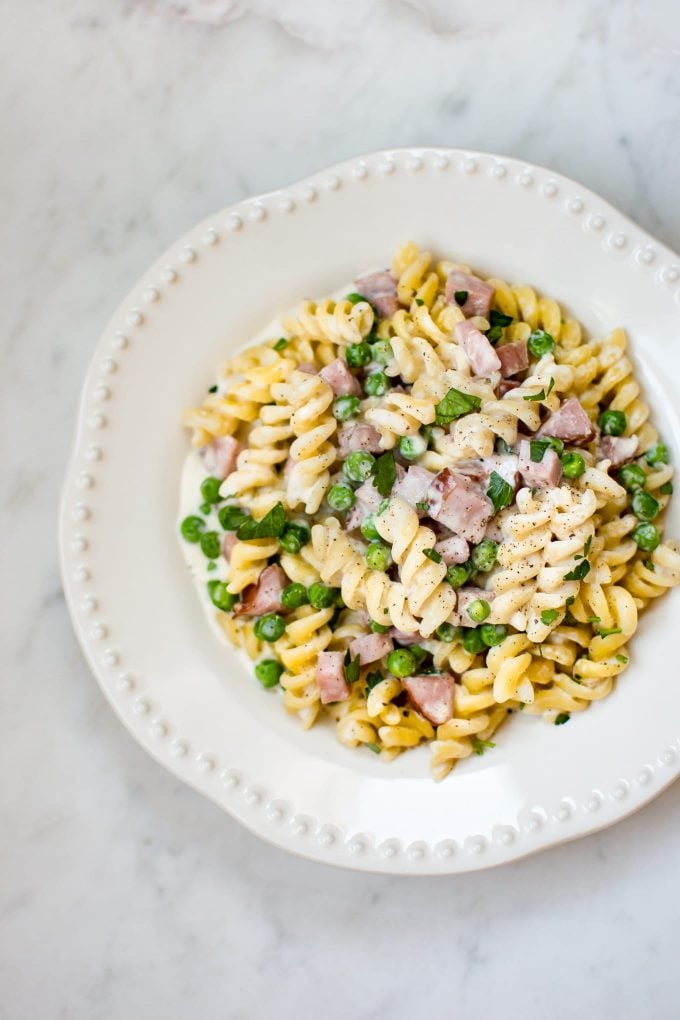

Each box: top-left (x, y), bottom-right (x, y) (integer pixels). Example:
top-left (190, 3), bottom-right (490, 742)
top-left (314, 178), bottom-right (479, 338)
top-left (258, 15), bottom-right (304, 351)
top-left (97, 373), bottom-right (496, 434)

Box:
top-left (59, 148), bottom-right (680, 873)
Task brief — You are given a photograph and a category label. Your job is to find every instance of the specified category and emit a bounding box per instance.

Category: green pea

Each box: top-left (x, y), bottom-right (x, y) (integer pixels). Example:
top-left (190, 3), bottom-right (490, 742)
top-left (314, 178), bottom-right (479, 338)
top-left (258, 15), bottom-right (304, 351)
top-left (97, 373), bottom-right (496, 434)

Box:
top-left (398, 434), bottom-right (428, 461)
top-left (281, 583), bottom-right (309, 610)
top-left (410, 645), bottom-right (428, 667)
top-left (462, 628), bottom-right (486, 654)
top-left (365, 541), bottom-right (392, 571)
top-left (561, 452), bottom-right (586, 478)
top-left (253, 613), bottom-right (286, 642)
top-left (333, 396), bottom-right (361, 421)
top-left (364, 372), bottom-right (389, 397)
top-left (199, 502), bottom-right (212, 515)
top-left (646, 443), bottom-right (669, 466)
top-left (207, 580), bottom-right (238, 612)
top-left (617, 463), bottom-right (647, 491)
top-left (480, 623), bottom-right (507, 647)
top-left (308, 583), bottom-right (339, 609)
top-left (527, 329), bottom-right (556, 358)
top-left (218, 505), bottom-right (249, 531)
top-left (631, 490), bottom-right (660, 521)
top-left (279, 522), bottom-right (310, 554)
top-left (200, 530), bottom-right (221, 559)
top-left (632, 522), bottom-right (659, 552)
top-left (599, 409), bottom-right (627, 436)
top-left (471, 540), bottom-right (498, 573)
top-left (466, 599), bottom-right (490, 624)
top-left (327, 484), bottom-right (356, 512)
top-left (371, 339), bottom-right (393, 365)
top-left (386, 648), bottom-right (417, 678)
top-left (200, 476), bottom-right (222, 504)
top-left (343, 451), bottom-right (375, 483)
top-left (180, 516), bottom-right (205, 543)
top-left (446, 564), bottom-right (470, 589)
top-left (360, 515), bottom-right (380, 541)
top-left (436, 623), bottom-right (460, 642)
top-left (370, 620), bottom-right (390, 633)
top-left (419, 425), bottom-right (434, 445)
top-left (255, 659), bottom-right (284, 688)
top-left (346, 343), bottom-right (372, 368)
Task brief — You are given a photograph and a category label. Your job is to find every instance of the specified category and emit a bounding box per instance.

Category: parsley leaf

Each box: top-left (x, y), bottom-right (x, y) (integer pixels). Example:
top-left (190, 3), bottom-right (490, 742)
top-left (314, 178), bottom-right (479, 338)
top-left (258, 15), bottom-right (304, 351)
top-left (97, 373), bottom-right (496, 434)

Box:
top-left (236, 502), bottom-right (287, 540)
top-left (616, 654), bottom-right (629, 664)
top-left (365, 671), bottom-right (384, 694)
top-left (486, 325), bottom-right (503, 344)
top-left (416, 501), bottom-right (430, 512)
top-left (370, 450), bottom-right (397, 498)
top-left (365, 742), bottom-right (381, 754)
top-left (207, 384), bottom-right (218, 393)
top-left (660, 481), bottom-right (673, 495)
top-left (487, 470), bottom-right (514, 513)
top-left (471, 736), bottom-right (496, 755)
top-left (540, 609), bottom-right (560, 626)
top-left (587, 615), bottom-right (601, 624)
top-left (454, 289), bottom-right (469, 305)
top-left (273, 337), bottom-right (288, 351)
top-left (530, 437), bottom-right (563, 462)
top-left (583, 535), bottom-right (592, 558)
top-left (346, 292), bottom-right (367, 305)
top-left (554, 713), bottom-right (570, 726)
top-left (644, 559), bottom-right (656, 572)
top-left (547, 376), bottom-right (555, 396)
top-left (524, 388), bottom-right (546, 402)
top-left (489, 309), bottom-right (513, 328)
top-left (415, 297), bottom-right (425, 306)
top-left (564, 560), bottom-right (591, 581)
top-left (344, 650), bottom-right (361, 683)
top-left (596, 626), bottom-right (622, 638)
top-left (565, 595), bottom-right (575, 606)
top-left (434, 387), bottom-right (482, 425)
top-left (423, 548), bottom-right (442, 564)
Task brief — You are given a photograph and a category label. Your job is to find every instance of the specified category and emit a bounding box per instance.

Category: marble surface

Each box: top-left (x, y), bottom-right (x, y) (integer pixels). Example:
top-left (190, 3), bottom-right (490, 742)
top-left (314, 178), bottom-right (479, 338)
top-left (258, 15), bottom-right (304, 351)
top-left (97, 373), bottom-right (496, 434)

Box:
top-left (3, 1), bottom-right (680, 1016)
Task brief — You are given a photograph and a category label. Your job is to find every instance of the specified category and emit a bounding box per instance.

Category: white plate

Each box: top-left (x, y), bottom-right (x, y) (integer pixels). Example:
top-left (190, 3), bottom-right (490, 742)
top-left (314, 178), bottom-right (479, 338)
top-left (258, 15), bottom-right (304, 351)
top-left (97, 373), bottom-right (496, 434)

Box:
top-left (60, 148), bottom-right (680, 873)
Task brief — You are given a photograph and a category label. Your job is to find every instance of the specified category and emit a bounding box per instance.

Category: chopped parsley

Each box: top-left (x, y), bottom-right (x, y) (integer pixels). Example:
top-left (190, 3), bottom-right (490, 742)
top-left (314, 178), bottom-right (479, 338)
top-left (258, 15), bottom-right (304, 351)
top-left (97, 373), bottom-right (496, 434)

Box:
top-left (365, 671), bottom-right (384, 694)
top-left (660, 482), bottom-right (673, 495)
top-left (236, 501), bottom-right (287, 540)
top-left (489, 309), bottom-right (513, 328)
top-left (415, 297), bottom-right (425, 306)
top-left (566, 595), bottom-right (575, 606)
top-left (616, 654), bottom-right (629, 664)
top-left (564, 560), bottom-right (591, 581)
top-left (583, 535), bottom-right (592, 558)
top-left (423, 548), bottom-right (442, 563)
top-left (529, 436), bottom-right (564, 462)
top-left (343, 650), bottom-right (361, 684)
top-left (207, 384), bottom-right (218, 393)
top-left (434, 387), bottom-right (482, 425)
top-left (346, 292), bottom-right (367, 305)
top-left (554, 713), bottom-right (570, 726)
top-left (540, 609), bottom-right (560, 626)
top-left (454, 290), bottom-right (469, 305)
top-left (273, 337), bottom-right (289, 351)
top-left (587, 615), bottom-right (601, 624)
top-left (644, 559), bottom-right (656, 572)
top-left (365, 742), bottom-right (381, 754)
top-left (487, 470), bottom-right (514, 513)
top-left (416, 501), bottom-right (430, 512)
top-left (471, 736), bottom-right (496, 755)
top-left (596, 626), bottom-right (622, 638)
top-left (370, 450), bottom-right (397, 498)
top-left (523, 377), bottom-right (555, 402)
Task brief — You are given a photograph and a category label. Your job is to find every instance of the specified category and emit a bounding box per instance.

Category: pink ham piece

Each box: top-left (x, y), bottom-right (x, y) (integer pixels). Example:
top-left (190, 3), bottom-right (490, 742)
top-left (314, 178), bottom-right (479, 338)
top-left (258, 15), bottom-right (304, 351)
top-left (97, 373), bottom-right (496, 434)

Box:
top-left (316, 651), bottom-right (350, 704)
top-left (445, 270), bottom-right (494, 318)
top-left (455, 454), bottom-right (520, 492)
top-left (320, 358), bottom-right (361, 397)
top-left (235, 564), bottom-right (286, 617)
top-left (393, 465), bottom-right (436, 509)
top-left (518, 439), bottom-right (563, 489)
top-left (427, 468), bottom-right (494, 543)
top-left (389, 628), bottom-right (422, 646)
top-left (203, 436), bottom-right (241, 480)
top-left (455, 320), bottom-right (502, 376)
top-left (355, 271), bottom-right (400, 318)
top-left (404, 674), bottom-right (456, 725)
top-left (221, 532), bottom-right (238, 562)
top-left (434, 535), bottom-right (469, 565)
top-left (538, 397), bottom-right (595, 444)
top-left (345, 475), bottom-right (384, 530)
top-left (349, 632), bottom-right (394, 665)
top-left (497, 340), bottom-right (529, 378)
top-left (338, 421), bottom-right (383, 456)
top-left (598, 434), bottom-right (639, 468)
top-left (297, 362), bottom-right (317, 375)
top-left (497, 379), bottom-right (520, 397)
top-left (457, 587), bottom-right (496, 627)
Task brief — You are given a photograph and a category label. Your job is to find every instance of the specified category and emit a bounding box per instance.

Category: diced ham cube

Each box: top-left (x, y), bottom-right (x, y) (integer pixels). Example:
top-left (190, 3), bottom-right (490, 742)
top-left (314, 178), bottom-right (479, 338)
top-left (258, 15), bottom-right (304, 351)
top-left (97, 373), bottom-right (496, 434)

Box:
top-left (457, 587), bottom-right (496, 628)
top-left (338, 422), bottom-right (383, 456)
top-left (235, 564), bottom-right (286, 617)
top-left (434, 535), bottom-right (469, 565)
top-left (427, 468), bottom-right (494, 543)
top-left (316, 651), bottom-right (350, 704)
top-left (455, 455), bottom-right (520, 492)
top-left (354, 478), bottom-right (386, 512)
top-left (404, 674), bottom-right (456, 725)
top-left (538, 397), bottom-right (595, 444)
top-left (497, 379), bottom-right (520, 397)
top-left (202, 436), bottom-right (241, 480)
top-left (389, 628), bottom-right (422, 646)
top-left (393, 465), bottom-right (436, 508)
top-left (455, 320), bottom-right (502, 376)
top-left (598, 434), bottom-right (639, 468)
top-left (355, 270), bottom-right (401, 318)
top-left (445, 270), bottom-right (495, 318)
top-left (518, 438), bottom-right (563, 488)
top-left (320, 358), bottom-right (361, 397)
top-left (222, 532), bottom-right (238, 562)
top-left (349, 632), bottom-right (394, 665)
top-left (497, 340), bottom-right (529, 378)
top-left (297, 362), bottom-right (317, 375)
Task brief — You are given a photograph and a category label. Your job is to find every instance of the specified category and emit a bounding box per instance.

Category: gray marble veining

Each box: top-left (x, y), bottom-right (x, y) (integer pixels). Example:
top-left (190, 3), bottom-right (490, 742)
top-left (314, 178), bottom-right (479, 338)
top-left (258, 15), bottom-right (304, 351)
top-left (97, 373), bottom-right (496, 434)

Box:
top-left (2, 1), bottom-right (680, 1016)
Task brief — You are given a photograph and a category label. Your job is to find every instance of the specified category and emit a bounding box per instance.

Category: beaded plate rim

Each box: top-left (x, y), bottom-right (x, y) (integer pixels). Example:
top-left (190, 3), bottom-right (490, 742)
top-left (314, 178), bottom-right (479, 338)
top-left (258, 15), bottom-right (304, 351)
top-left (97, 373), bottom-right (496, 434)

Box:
top-left (59, 147), bottom-right (680, 873)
